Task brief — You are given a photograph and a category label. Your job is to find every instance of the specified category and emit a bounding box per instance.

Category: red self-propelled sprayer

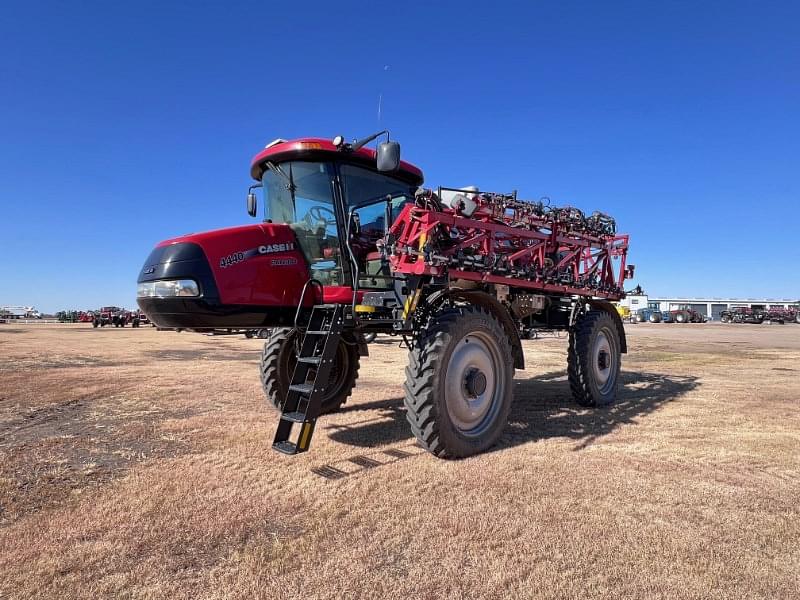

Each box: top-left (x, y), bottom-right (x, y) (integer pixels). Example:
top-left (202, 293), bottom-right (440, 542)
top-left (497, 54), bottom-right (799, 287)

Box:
top-left (138, 132), bottom-right (633, 458)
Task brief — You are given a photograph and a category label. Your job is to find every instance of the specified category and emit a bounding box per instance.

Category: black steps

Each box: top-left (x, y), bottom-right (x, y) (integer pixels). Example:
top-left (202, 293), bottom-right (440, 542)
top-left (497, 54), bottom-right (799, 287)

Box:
top-left (288, 383), bottom-right (314, 395)
top-left (281, 411), bottom-right (308, 423)
top-left (272, 303), bottom-right (346, 456)
top-left (273, 440), bottom-right (299, 455)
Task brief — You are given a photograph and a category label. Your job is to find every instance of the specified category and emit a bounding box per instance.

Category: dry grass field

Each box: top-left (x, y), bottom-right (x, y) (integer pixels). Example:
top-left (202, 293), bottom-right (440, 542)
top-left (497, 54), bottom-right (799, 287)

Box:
top-left (1, 322), bottom-right (798, 599)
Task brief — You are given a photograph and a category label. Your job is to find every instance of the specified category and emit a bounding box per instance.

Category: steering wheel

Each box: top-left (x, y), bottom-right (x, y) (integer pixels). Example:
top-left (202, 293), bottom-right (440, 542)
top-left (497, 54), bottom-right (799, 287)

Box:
top-left (309, 205), bottom-right (336, 225)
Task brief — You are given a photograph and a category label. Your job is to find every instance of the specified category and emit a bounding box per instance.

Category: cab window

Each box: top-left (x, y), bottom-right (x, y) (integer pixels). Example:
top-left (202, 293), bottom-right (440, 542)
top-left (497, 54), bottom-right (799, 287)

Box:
top-left (340, 165), bottom-right (413, 289)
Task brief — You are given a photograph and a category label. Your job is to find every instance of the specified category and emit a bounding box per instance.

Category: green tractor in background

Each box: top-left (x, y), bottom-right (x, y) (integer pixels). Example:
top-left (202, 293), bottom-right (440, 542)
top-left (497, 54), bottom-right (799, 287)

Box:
top-left (56, 310), bottom-right (80, 323)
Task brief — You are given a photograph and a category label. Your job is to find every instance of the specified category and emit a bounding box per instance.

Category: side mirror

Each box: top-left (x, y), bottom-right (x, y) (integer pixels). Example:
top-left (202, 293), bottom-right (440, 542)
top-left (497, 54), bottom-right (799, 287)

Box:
top-left (376, 140), bottom-right (400, 172)
top-left (247, 193), bottom-right (257, 217)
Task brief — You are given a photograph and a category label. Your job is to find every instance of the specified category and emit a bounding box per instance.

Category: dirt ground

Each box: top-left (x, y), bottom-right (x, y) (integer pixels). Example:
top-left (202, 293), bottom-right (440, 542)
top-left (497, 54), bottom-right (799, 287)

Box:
top-left (0, 322), bottom-right (798, 599)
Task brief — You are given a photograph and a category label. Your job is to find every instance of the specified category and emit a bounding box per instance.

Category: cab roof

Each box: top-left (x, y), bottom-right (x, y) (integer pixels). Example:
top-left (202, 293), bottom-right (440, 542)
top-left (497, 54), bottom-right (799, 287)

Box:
top-left (250, 137), bottom-right (424, 185)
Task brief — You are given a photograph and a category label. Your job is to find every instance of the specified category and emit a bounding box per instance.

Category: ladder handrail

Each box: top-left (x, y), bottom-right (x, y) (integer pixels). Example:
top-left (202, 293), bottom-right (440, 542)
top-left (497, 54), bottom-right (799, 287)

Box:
top-left (294, 279), bottom-right (324, 329)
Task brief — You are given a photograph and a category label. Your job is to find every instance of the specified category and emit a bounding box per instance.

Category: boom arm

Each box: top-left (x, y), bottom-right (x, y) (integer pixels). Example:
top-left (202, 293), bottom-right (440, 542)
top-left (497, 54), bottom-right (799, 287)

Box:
top-left (386, 189), bottom-right (631, 300)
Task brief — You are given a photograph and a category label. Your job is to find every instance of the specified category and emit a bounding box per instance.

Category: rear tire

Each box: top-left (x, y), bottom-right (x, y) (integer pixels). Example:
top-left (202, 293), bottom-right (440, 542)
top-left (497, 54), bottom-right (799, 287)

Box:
top-left (568, 310), bottom-right (622, 408)
top-left (675, 313), bottom-right (687, 323)
top-left (259, 327), bottom-right (359, 415)
top-left (403, 306), bottom-right (514, 458)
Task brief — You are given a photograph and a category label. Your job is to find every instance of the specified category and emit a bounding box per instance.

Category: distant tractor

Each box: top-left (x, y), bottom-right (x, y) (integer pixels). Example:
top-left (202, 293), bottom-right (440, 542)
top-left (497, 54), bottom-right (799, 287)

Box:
top-left (57, 310), bottom-right (80, 323)
top-left (132, 311), bottom-right (152, 327)
top-left (670, 304), bottom-right (705, 323)
top-left (635, 308), bottom-right (662, 323)
top-left (615, 304), bottom-right (633, 322)
top-left (93, 306), bottom-right (125, 327)
top-left (112, 310), bottom-right (129, 327)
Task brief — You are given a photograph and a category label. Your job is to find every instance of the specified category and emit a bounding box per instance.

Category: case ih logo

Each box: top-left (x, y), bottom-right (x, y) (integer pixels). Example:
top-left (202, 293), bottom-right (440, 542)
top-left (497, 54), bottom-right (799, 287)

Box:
top-left (258, 242), bottom-right (295, 254)
top-left (219, 242), bottom-right (296, 269)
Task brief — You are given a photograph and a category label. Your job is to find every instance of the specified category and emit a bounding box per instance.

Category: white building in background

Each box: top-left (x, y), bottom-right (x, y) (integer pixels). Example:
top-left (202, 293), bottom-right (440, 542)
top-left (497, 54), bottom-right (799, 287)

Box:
top-left (619, 296), bottom-right (798, 320)
top-left (0, 305), bottom-right (41, 319)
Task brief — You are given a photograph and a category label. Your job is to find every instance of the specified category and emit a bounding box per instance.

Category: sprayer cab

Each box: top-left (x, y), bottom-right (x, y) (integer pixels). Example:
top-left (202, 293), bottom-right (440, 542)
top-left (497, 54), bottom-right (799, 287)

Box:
top-left (137, 134), bottom-right (424, 330)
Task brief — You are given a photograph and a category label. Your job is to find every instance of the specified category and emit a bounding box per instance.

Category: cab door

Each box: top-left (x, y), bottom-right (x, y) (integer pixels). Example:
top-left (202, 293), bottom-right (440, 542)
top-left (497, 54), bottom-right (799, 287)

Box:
top-left (338, 164), bottom-right (414, 290)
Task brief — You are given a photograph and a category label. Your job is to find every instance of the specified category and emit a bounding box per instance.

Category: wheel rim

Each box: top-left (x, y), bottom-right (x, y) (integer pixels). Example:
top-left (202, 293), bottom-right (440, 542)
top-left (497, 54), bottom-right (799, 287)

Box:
top-left (592, 329), bottom-right (616, 394)
top-left (444, 331), bottom-right (505, 437)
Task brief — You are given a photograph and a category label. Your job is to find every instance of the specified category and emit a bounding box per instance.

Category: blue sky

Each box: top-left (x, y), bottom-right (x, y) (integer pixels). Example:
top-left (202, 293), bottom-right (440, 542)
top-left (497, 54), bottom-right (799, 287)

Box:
top-left (1, 1), bottom-right (798, 312)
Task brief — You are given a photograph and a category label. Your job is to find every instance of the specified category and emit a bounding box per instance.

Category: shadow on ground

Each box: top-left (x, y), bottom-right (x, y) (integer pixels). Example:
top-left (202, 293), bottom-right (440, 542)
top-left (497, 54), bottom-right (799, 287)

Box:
top-left (324, 370), bottom-right (699, 454)
top-left (501, 369), bottom-right (698, 452)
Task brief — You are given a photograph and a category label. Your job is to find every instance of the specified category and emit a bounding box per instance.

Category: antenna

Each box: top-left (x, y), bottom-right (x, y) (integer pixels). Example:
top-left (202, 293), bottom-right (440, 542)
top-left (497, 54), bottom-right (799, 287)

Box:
top-left (377, 65), bottom-right (390, 125)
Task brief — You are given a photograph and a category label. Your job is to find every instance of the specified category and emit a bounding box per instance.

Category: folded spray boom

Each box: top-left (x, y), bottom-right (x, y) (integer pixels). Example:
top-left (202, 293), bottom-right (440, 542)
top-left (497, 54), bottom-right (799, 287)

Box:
top-left (386, 187), bottom-right (631, 300)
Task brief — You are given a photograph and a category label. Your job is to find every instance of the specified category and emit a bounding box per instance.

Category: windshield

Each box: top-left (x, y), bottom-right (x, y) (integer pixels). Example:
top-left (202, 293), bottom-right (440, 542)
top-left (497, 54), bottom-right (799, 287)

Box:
top-left (262, 161), bottom-right (344, 286)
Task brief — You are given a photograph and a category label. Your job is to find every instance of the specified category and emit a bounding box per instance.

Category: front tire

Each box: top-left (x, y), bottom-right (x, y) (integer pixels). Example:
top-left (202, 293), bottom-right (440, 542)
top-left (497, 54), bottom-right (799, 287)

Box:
top-left (568, 310), bottom-right (622, 407)
top-left (403, 306), bottom-right (514, 458)
top-left (259, 327), bottom-right (359, 415)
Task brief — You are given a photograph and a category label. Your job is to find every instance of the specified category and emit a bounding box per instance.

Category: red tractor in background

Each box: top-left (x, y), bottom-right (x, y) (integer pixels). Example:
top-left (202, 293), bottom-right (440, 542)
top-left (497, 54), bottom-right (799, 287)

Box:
top-left (92, 306), bottom-right (119, 327)
top-left (137, 133), bottom-right (633, 458)
top-left (92, 307), bottom-right (139, 327)
top-left (669, 304), bottom-right (705, 323)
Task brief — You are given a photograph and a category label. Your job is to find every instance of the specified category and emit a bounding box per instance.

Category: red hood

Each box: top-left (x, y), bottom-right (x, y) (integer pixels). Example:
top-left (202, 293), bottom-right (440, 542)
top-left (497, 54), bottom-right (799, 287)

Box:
top-left (156, 223), bottom-right (281, 248)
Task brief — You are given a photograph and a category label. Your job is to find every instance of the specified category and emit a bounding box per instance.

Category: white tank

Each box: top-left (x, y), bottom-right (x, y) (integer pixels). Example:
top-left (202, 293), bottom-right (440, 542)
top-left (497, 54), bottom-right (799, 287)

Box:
top-left (440, 186), bottom-right (479, 217)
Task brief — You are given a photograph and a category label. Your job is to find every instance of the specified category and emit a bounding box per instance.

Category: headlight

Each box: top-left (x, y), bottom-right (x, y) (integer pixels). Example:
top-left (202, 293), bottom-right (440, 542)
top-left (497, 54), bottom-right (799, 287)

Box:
top-left (137, 279), bottom-right (200, 298)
